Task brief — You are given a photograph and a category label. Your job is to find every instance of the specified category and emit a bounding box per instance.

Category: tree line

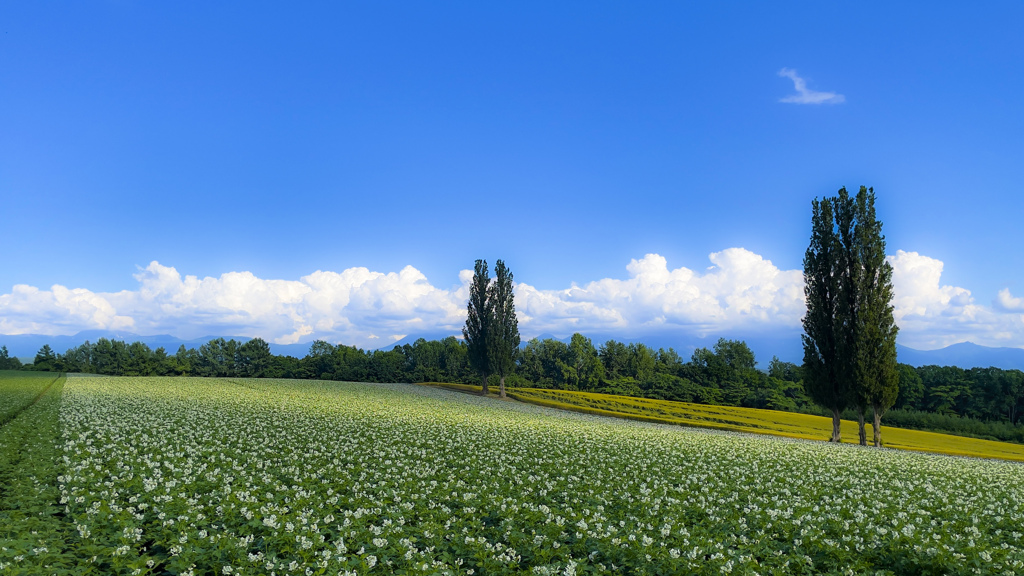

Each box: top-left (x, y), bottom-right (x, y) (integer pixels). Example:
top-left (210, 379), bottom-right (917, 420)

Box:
top-left (0, 346), bottom-right (23, 370)
top-left (7, 332), bottom-right (1024, 443)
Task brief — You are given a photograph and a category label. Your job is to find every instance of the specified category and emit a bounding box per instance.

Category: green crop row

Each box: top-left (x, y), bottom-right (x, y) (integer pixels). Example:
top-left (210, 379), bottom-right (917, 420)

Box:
top-left (0, 374), bottom-right (74, 574)
top-left (4, 374), bottom-right (1024, 574)
top-left (30, 376), bottom-right (1024, 575)
top-left (0, 371), bottom-right (60, 427)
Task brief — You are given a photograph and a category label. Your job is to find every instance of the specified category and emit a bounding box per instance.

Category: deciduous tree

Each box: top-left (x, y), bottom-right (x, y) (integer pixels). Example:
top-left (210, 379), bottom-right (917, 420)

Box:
top-left (237, 338), bottom-right (273, 378)
top-left (564, 333), bottom-right (603, 391)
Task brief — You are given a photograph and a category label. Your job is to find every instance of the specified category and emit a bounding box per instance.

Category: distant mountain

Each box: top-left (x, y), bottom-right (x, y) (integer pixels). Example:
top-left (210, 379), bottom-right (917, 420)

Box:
top-left (0, 329), bottom-right (437, 361)
top-left (0, 331), bottom-right (167, 360)
top-left (267, 341), bottom-right (316, 357)
top-left (372, 331), bottom-right (462, 351)
top-left (896, 342), bottom-right (1024, 371)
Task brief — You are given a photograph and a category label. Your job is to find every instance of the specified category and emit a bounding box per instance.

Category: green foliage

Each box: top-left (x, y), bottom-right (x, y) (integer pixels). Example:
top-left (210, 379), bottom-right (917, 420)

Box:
top-left (462, 259), bottom-right (492, 391)
top-left (0, 375), bottom-right (73, 572)
top-left (895, 363), bottom-right (925, 409)
top-left (802, 187), bottom-right (900, 445)
top-left (802, 195), bottom-right (845, 432)
top-left (833, 186), bottom-right (862, 413)
top-left (522, 336), bottom-right (813, 414)
top-left (236, 337), bottom-right (272, 377)
top-left (768, 356), bottom-right (802, 382)
top-left (598, 340), bottom-right (630, 380)
top-left (32, 344), bottom-right (57, 371)
top-left (0, 372), bottom-right (60, 426)
top-left (518, 338), bottom-right (571, 388)
top-left (713, 338), bottom-right (756, 371)
top-left (852, 187), bottom-right (900, 445)
top-left (878, 408), bottom-right (1024, 444)
top-left (488, 260), bottom-right (520, 396)
top-left (196, 337), bottom-right (239, 377)
top-left (0, 346), bottom-right (23, 370)
top-left (563, 333), bottom-right (604, 391)
top-left (401, 336), bottom-right (470, 383)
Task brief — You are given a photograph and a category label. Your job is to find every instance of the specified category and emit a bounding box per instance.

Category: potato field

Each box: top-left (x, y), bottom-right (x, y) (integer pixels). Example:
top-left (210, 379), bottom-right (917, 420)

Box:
top-left (2, 374), bottom-right (1024, 575)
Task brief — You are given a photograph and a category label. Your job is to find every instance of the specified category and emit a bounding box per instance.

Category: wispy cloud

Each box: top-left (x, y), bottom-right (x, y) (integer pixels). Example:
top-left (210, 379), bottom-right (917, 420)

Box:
top-left (995, 288), bottom-right (1024, 313)
top-left (778, 68), bottom-right (845, 105)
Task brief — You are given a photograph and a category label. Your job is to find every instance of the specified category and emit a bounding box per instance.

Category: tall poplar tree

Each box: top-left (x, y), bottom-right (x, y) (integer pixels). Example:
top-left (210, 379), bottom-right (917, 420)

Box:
top-left (834, 188), bottom-right (869, 445)
top-left (802, 197), bottom-right (846, 442)
top-left (854, 187), bottom-right (899, 447)
top-left (463, 259), bottom-right (492, 395)
top-left (488, 259), bottom-right (520, 398)
top-left (803, 186), bottom-right (899, 446)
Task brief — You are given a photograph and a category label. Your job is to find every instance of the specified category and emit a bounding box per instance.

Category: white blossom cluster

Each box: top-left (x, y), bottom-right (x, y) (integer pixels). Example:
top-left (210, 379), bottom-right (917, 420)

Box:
top-left (54, 375), bottom-right (1024, 575)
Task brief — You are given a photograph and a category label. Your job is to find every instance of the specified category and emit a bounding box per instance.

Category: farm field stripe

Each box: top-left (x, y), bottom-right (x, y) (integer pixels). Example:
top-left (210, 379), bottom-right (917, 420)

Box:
top-left (0, 374), bottom-right (76, 572)
top-left (0, 373), bottom-right (63, 429)
top-left (421, 383), bottom-right (1024, 462)
top-left (0, 371), bottom-right (62, 428)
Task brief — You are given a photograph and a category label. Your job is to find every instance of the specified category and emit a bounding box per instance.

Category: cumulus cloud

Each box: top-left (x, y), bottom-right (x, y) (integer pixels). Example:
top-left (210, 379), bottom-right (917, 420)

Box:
top-left (0, 262), bottom-right (469, 349)
top-left (516, 249), bottom-right (805, 338)
top-left (0, 251), bottom-right (803, 348)
top-left (0, 284), bottom-right (135, 335)
top-left (888, 250), bottom-right (1024, 349)
top-left (778, 68), bottom-right (845, 104)
top-left (1, 250), bottom-right (1022, 351)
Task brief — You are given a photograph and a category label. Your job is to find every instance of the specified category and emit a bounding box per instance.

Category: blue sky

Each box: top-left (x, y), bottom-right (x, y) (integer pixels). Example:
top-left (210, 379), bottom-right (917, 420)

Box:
top-left (2, 2), bottom-right (1023, 352)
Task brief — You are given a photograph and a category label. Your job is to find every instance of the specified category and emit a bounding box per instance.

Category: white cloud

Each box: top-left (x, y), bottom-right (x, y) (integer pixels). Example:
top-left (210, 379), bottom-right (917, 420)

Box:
top-left (515, 249), bottom-right (805, 339)
top-left (1, 250), bottom-right (1022, 351)
top-left (778, 68), bottom-right (845, 105)
top-left (0, 284), bottom-right (135, 335)
top-left (888, 250), bottom-right (1024, 349)
top-left (0, 252), bottom-right (803, 348)
top-left (995, 289), bottom-right (1024, 313)
top-left (0, 261), bottom-right (469, 349)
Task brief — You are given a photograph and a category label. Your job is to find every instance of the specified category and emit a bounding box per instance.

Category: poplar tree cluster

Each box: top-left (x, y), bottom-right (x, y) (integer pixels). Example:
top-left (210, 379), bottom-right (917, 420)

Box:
top-left (462, 259), bottom-right (521, 398)
top-left (803, 186), bottom-right (900, 446)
